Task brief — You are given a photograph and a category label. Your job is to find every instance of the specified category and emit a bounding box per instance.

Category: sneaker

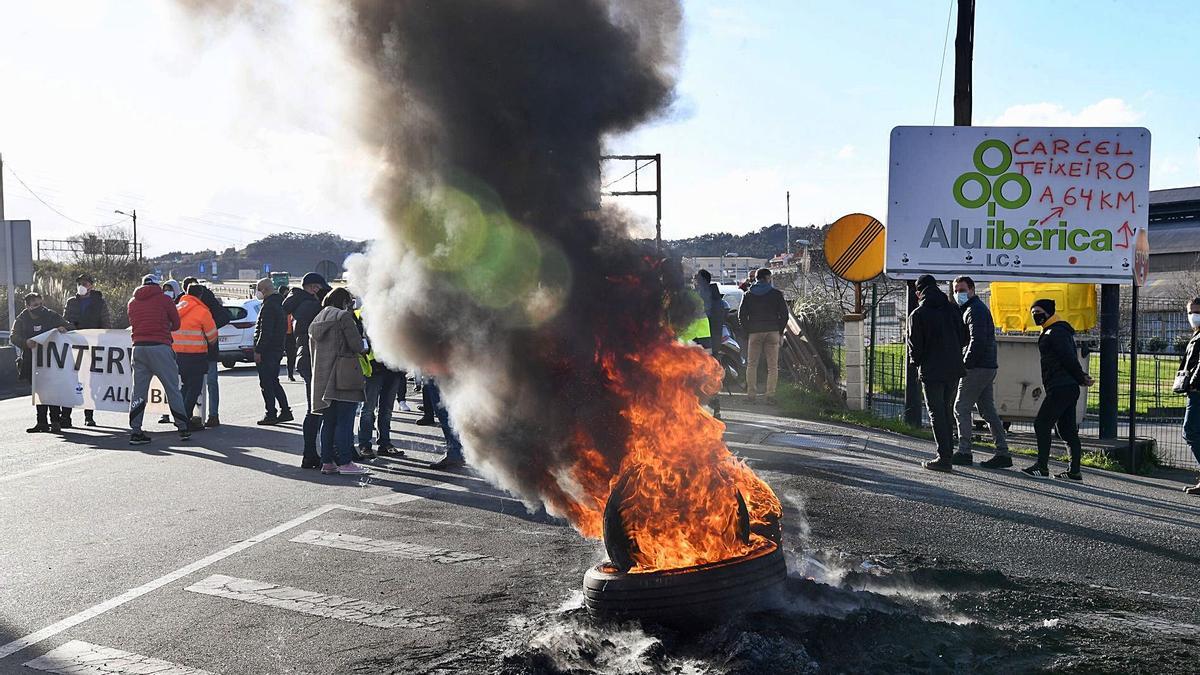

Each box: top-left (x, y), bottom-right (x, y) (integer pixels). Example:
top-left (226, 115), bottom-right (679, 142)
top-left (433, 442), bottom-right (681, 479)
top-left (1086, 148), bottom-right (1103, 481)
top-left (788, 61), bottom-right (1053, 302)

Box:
top-left (980, 455), bottom-right (1013, 469)
top-left (277, 409), bottom-right (295, 423)
top-left (129, 432), bottom-right (151, 445)
top-left (179, 430), bottom-right (191, 441)
top-left (189, 416), bottom-right (205, 431)
top-left (336, 462), bottom-right (371, 475)
top-left (158, 414), bottom-right (171, 424)
top-left (922, 458), bottom-right (954, 473)
top-left (288, 375), bottom-right (297, 382)
top-left (360, 447), bottom-right (378, 460)
top-left (26, 424), bottom-right (51, 434)
top-left (429, 457), bottom-right (466, 471)
top-left (205, 416), bottom-right (221, 428)
top-left (1056, 470), bottom-right (1083, 481)
top-left (950, 453), bottom-right (974, 466)
top-left (320, 463), bottom-right (339, 474)
top-left (396, 401), bottom-right (413, 412)
top-left (256, 415), bottom-right (280, 426)
top-left (378, 444), bottom-right (406, 457)
top-left (414, 417), bottom-right (438, 426)
top-left (1021, 464), bottom-right (1050, 478)
top-left (1185, 482), bottom-right (1200, 495)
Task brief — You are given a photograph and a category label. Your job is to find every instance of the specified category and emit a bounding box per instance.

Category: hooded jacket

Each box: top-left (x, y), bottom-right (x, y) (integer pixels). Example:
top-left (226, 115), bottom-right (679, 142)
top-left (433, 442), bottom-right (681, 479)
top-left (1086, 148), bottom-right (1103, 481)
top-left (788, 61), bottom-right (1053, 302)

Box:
top-left (907, 286), bottom-right (967, 383)
top-left (960, 295), bottom-right (998, 369)
top-left (127, 284), bottom-right (180, 345)
top-left (11, 305), bottom-right (69, 381)
top-left (1038, 318), bottom-right (1089, 390)
top-left (64, 290), bottom-right (112, 330)
top-left (254, 292), bottom-right (287, 353)
top-left (738, 281), bottom-right (789, 334)
top-left (308, 305), bottom-right (366, 411)
top-left (283, 287), bottom-right (322, 372)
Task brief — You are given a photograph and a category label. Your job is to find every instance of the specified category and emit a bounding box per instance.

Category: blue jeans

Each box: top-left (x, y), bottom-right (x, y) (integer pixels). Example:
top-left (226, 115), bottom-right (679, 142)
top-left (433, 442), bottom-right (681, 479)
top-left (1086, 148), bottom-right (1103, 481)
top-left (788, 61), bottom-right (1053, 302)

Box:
top-left (359, 369), bottom-right (403, 448)
top-left (319, 400), bottom-right (358, 466)
top-left (358, 371), bottom-right (383, 448)
top-left (1183, 392), bottom-right (1200, 465)
top-left (425, 380), bottom-right (463, 462)
top-left (207, 360), bottom-right (219, 417)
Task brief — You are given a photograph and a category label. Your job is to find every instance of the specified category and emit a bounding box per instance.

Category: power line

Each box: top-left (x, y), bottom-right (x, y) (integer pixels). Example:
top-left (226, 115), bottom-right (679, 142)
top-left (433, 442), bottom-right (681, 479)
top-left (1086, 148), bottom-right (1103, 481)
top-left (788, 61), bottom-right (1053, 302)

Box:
top-left (3, 162), bottom-right (95, 227)
top-left (932, 0), bottom-right (955, 125)
top-left (601, 162), bottom-right (644, 190)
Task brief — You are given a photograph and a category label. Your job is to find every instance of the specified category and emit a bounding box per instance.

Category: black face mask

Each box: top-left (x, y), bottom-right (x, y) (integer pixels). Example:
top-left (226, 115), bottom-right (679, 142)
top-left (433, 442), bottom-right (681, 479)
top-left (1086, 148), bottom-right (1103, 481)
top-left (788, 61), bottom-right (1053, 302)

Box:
top-left (1032, 312), bottom-right (1048, 326)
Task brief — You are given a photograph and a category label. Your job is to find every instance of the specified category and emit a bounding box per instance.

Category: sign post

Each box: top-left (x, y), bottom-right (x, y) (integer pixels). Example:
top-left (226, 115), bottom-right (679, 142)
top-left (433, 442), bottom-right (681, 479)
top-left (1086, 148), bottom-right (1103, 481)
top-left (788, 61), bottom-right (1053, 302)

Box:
top-left (1, 220), bottom-right (34, 333)
top-left (825, 213), bottom-right (885, 411)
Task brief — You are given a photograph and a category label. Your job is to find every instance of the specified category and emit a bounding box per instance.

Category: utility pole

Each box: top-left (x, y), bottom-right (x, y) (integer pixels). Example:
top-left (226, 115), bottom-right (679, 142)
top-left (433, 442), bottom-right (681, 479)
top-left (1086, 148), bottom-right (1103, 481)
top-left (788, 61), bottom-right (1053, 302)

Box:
top-left (114, 209), bottom-right (138, 261)
top-left (0, 152), bottom-right (13, 333)
top-left (908, 0), bottom-right (974, 427)
top-left (786, 191), bottom-right (791, 258)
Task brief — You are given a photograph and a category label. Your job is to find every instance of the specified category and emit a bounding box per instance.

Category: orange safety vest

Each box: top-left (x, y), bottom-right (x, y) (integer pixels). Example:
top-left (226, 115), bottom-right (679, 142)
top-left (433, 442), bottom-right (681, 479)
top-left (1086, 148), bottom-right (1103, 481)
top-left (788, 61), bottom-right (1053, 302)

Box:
top-left (173, 297), bottom-right (218, 354)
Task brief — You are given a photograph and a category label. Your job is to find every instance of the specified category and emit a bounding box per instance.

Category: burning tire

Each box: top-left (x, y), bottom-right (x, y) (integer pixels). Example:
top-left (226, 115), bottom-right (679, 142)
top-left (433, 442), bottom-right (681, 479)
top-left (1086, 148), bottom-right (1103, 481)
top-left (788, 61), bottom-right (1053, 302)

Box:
top-left (583, 543), bottom-right (785, 626)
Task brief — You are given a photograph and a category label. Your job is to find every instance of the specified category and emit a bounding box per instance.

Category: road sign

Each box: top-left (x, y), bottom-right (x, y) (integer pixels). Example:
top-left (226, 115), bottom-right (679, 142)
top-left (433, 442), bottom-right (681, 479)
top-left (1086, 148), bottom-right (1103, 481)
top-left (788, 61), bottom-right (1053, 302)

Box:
top-left (0, 220), bottom-right (33, 285)
top-left (1133, 227), bottom-right (1150, 287)
top-left (824, 213), bottom-right (884, 282)
top-left (886, 126), bottom-right (1151, 284)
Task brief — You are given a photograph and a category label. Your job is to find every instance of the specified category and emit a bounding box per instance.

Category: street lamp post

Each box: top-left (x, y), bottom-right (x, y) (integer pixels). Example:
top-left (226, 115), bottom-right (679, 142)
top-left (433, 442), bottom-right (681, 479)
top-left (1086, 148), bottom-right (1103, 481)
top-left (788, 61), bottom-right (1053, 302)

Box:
top-left (114, 209), bottom-right (137, 260)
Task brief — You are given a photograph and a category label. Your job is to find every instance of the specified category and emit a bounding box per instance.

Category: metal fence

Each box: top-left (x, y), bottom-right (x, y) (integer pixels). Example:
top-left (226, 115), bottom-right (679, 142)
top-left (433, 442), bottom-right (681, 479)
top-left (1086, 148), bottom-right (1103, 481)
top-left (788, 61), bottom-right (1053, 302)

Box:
top-left (847, 288), bottom-right (1198, 471)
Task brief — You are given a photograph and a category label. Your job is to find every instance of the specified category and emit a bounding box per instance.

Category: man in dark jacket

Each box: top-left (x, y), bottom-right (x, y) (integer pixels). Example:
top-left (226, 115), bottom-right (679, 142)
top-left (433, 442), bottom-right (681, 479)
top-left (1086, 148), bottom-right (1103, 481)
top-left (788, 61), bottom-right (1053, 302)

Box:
top-left (62, 273), bottom-right (112, 427)
top-left (738, 268), bottom-right (789, 403)
top-left (183, 277), bottom-right (232, 427)
top-left (12, 293), bottom-right (70, 433)
top-left (127, 275), bottom-right (190, 444)
top-left (282, 272), bottom-right (329, 467)
top-left (1023, 299), bottom-right (1094, 481)
top-left (1178, 297), bottom-right (1200, 495)
top-left (253, 277), bottom-right (292, 425)
top-left (907, 274), bottom-right (967, 472)
top-left (950, 276), bottom-right (1010, 468)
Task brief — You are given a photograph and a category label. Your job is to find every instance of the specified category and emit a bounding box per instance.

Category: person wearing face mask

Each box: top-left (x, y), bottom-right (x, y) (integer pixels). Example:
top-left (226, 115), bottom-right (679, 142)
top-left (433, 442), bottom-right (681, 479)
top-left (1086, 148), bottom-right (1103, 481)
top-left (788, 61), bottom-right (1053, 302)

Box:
top-left (62, 273), bottom-right (112, 427)
top-left (127, 275), bottom-right (191, 444)
top-left (1176, 297), bottom-right (1200, 495)
top-left (252, 278), bottom-right (292, 426)
top-left (950, 276), bottom-right (1010, 468)
top-left (907, 274), bottom-right (967, 472)
top-left (308, 287), bottom-right (371, 475)
top-left (1023, 298), bottom-right (1094, 480)
top-left (12, 293), bottom-right (70, 433)
top-left (283, 272), bottom-right (330, 468)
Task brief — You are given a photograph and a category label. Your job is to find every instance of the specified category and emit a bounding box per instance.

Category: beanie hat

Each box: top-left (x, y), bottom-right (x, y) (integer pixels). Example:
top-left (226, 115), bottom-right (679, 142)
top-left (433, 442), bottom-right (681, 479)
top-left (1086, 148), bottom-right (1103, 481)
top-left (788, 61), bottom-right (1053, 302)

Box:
top-left (916, 274), bottom-right (938, 292)
top-left (1032, 299), bottom-right (1056, 316)
top-left (301, 272), bottom-right (330, 289)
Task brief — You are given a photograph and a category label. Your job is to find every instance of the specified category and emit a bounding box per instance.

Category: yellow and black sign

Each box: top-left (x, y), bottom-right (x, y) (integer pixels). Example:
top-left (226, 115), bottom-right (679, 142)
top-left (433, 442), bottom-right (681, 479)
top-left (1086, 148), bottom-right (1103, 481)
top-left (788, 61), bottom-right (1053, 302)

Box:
top-left (824, 213), bottom-right (884, 282)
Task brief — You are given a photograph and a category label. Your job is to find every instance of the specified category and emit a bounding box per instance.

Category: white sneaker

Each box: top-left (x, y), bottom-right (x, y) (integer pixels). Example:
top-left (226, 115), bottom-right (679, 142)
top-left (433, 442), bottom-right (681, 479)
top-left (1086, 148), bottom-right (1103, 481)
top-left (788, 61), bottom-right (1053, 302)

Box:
top-left (396, 401), bottom-right (412, 412)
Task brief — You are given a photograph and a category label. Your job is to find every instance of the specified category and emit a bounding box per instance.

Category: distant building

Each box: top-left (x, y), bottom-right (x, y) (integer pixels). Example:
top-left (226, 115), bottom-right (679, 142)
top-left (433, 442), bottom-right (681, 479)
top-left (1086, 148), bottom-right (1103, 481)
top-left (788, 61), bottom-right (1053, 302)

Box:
top-left (682, 255), bottom-right (768, 284)
top-left (1148, 186), bottom-right (1200, 274)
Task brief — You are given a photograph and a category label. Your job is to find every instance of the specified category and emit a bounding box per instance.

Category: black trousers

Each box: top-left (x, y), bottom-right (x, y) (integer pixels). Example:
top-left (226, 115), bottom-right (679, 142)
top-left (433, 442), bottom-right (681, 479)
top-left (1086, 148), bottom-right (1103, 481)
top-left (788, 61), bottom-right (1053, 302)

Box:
top-left (256, 350), bottom-right (289, 416)
top-left (36, 404), bottom-right (64, 427)
top-left (178, 353), bottom-right (209, 420)
top-left (1035, 385), bottom-right (1082, 472)
top-left (922, 380), bottom-right (959, 460)
top-left (285, 335), bottom-right (298, 378)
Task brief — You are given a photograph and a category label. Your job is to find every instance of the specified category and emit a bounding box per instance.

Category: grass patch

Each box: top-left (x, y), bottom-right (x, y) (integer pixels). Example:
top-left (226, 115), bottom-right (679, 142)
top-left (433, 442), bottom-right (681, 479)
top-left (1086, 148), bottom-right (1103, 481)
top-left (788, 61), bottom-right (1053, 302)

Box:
top-left (775, 383), bottom-right (932, 441)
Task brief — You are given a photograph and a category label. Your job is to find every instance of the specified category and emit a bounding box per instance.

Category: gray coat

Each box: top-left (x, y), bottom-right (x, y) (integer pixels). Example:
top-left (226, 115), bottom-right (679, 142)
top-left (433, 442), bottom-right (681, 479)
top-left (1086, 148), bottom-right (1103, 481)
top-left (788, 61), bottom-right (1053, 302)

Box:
top-left (308, 306), bottom-right (366, 412)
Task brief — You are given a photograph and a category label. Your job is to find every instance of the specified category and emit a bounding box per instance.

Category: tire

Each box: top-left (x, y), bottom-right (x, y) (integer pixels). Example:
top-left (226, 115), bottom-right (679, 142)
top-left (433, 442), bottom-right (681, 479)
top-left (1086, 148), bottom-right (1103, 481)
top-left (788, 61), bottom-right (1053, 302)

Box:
top-left (222, 360), bottom-right (238, 370)
top-left (583, 544), bottom-right (785, 627)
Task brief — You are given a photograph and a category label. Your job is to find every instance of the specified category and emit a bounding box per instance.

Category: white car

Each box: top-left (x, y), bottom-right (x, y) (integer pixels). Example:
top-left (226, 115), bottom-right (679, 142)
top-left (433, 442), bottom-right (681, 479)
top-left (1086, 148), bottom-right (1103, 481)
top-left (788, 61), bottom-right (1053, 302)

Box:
top-left (717, 284), bottom-right (745, 311)
top-left (217, 298), bottom-right (261, 369)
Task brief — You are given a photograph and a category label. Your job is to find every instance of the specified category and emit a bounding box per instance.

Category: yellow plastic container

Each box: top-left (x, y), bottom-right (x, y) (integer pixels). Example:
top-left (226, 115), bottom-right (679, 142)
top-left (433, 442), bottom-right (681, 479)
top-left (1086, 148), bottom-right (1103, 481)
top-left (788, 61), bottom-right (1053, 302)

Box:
top-left (988, 282), bottom-right (1097, 333)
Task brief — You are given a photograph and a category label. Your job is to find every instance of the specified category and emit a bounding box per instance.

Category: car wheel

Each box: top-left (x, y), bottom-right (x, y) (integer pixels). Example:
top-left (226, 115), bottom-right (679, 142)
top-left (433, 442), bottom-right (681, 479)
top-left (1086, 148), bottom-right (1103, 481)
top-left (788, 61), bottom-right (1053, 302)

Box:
top-left (222, 360), bottom-right (238, 370)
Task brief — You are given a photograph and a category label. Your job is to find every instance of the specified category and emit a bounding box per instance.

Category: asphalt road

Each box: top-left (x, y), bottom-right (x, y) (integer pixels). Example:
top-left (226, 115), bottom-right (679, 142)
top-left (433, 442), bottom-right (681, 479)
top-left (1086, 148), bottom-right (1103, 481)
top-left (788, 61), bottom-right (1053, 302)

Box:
top-left (1, 369), bottom-right (1198, 674)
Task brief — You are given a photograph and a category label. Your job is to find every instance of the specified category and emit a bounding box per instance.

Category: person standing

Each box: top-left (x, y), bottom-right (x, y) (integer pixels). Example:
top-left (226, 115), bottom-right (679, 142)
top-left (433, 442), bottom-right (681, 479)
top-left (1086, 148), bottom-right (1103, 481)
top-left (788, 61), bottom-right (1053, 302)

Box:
top-left (695, 269), bottom-right (729, 419)
top-left (62, 273), bottom-right (112, 427)
top-left (355, 308), bottom-right (407, 458)
top-left (425, 378), bottom-right (465, 470)
top-left (283, 273), bottom-right (330, 468)
top-left (738, 268), bottom-right (789, 404)
top-left (182, 277), bottom-right (231, 428)
top-left (1022, 299), bottom-right (1094, 480)
top-left (1178, 298), bottom-right (1200, 496)
top-left (308, 287), bottom-right (370, 476)
top-left (281, 285), bottom-right (298, 382)
top-left (12, 293), bottom-right (69, 433)
top-left (127, 275), bottom-right (190, 445)
top-left (907, 274), bottom-right (967, 472)
top-left (172, 290), bottom-right (218, 428)
top-left (950, 276), bottom-right (1011, 468)
top-left (253, 278), bottom-right (293, 425)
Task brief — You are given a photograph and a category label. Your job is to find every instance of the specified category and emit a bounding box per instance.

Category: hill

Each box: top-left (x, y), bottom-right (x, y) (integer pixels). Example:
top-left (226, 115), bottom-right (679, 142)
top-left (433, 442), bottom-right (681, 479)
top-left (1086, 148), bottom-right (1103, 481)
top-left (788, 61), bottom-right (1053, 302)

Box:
top-left (148, 232), bottom-right (366, 281)
top-left (663, 223), bottom-right (823, 259)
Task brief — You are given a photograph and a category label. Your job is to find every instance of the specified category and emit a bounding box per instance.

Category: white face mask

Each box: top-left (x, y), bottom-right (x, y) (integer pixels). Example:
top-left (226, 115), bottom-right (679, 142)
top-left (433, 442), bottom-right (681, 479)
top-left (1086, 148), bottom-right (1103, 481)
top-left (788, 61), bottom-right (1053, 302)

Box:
top-left (954, 291), bottom-right (969, 306)
top-left (352, 297), bottom-right (363, 310)
top-left (1189, 313), bottom-right (1200, 329)
top-left (77, 285), bottom-right (89, 296)
top-left (254, 290), bottom-right (264, 301)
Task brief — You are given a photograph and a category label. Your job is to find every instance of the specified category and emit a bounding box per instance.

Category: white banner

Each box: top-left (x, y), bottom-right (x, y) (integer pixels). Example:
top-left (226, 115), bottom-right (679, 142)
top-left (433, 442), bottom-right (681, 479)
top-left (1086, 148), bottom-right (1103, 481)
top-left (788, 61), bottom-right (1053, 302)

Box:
top-left (886, 126), bottom-right (1151, 283)
top-left (29, 329), bottom-right (201, 416)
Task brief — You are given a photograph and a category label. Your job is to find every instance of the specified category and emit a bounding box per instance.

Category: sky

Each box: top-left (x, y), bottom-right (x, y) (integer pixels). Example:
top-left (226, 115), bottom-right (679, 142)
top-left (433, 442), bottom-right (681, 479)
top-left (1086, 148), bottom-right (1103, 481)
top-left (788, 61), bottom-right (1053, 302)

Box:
top-left (0, 0), bottom-right (1197, 257)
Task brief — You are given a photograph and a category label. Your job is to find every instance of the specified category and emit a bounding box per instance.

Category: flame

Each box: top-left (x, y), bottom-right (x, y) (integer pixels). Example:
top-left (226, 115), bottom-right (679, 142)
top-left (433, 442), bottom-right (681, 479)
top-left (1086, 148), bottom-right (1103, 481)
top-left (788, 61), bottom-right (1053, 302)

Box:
top-left (566, 325), bottom-right (783, 573)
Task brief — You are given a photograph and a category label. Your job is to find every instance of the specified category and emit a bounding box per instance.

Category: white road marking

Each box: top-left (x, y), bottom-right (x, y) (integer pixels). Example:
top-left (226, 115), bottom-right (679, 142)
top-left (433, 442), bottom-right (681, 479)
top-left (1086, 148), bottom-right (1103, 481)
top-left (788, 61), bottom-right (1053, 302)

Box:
top-left (291, 529), bottom-right (493, 563)
top-left (185, 574), bottom-right (449, 630)
top-left (359, 472), bottom-right (473, 505)
top-left (0, 504), bottom-right (340, 660)
top-left (23, 639), bottom-right (215, 675)
top-left (0, 453), bottom-right (99, 484)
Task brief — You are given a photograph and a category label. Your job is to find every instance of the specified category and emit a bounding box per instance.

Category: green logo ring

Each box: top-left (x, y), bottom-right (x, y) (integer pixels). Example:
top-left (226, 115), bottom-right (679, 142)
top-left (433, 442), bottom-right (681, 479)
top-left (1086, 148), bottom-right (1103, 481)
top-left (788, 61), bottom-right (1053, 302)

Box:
top-left (973, 139), bottom-right (1012, 176)
top-left (992, 172), bottom-right (1032, 209)
top-left (953, 172), bottom-right (991, 209)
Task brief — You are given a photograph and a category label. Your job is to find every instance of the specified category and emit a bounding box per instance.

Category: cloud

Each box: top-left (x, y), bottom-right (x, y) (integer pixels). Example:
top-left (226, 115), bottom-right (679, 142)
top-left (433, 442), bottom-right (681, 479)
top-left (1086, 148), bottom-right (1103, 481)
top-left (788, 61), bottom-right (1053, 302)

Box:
top-left (835, 144), bottom-right (856, 160)
top-left (987, 98), bottom-right (1143, 127)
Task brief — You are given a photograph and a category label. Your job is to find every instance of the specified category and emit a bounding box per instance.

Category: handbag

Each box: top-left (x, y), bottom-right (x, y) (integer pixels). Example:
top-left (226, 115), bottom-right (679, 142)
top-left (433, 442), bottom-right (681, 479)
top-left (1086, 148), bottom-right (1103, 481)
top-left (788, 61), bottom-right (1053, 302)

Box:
top-left (1173, 369), bottom-right (1190, 395)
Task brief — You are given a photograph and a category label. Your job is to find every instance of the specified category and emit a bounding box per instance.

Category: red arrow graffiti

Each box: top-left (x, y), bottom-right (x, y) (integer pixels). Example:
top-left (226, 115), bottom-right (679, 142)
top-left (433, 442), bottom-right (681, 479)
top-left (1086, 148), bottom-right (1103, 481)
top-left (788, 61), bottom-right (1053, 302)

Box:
top-left (1115, 221), bottom-right (1135, 249)
top-left (1039, 206), bottom-right (1065, 226)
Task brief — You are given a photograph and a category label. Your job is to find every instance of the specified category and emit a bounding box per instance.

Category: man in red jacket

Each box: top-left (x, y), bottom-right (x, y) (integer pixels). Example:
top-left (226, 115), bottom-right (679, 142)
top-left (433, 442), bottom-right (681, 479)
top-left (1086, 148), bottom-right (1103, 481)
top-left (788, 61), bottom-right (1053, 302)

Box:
top-left (127, 275), bottom-right (190, 445)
